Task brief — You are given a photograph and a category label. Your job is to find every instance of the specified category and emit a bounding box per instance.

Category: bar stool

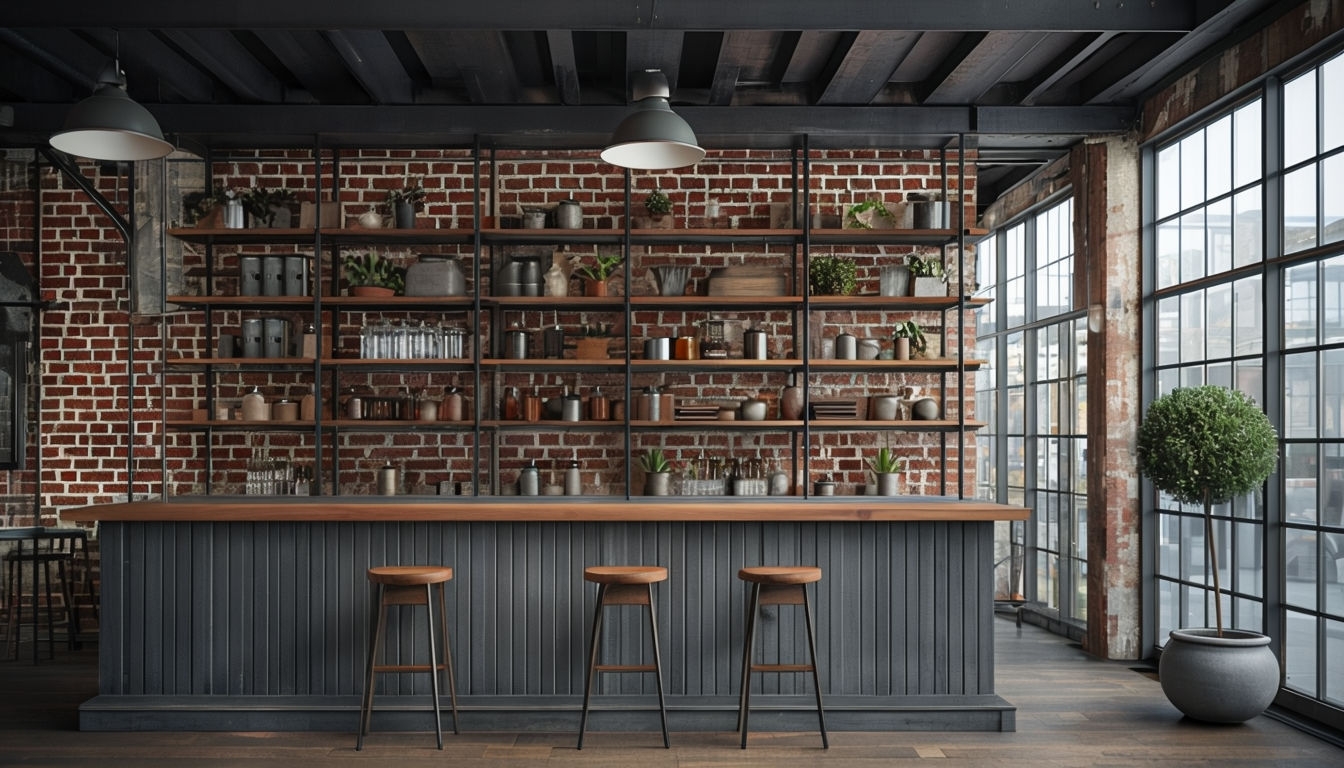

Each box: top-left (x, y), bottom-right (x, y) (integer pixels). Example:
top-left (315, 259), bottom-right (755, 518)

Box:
top-left (737, 565), bottom-right (828, 749)
top-left (577, 565), bottom-right (670, 749)
top-left (1, 527), bottom-right (78, 663)
top-left (356, 565), bottom-right (460, 750)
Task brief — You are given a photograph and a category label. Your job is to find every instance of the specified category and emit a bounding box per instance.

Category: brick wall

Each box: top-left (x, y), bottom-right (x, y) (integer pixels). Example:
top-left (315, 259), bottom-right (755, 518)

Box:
top-left (1, 147), bottom-right (978, 517)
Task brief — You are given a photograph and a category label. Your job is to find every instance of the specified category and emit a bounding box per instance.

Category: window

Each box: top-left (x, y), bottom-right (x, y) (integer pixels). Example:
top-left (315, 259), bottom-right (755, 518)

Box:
top-left (977, 198), bottom-right (1087, 621)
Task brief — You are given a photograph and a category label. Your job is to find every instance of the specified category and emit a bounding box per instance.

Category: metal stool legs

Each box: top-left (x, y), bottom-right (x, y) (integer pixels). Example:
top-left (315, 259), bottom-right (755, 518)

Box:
top-left (577, 579), bottom-right (670, 749)
top-left (738, 577), bottom-right (828, 749)
top-left (356, 574), bottom-right (459, 750)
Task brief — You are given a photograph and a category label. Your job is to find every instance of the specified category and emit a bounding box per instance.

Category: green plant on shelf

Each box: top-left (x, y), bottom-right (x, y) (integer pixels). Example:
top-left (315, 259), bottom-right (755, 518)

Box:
top-left (892, 320), bottom-right (927, 353)
top-left (808, 255), bottom-right (857, 295)
top-left (644, 188), bottom-right (673, 216)
top-left (341, 251), bottom-right (405, 293)
top-left (240, 186), bottom-right (296, 226)
top-left (574, 252), bottom-right (624, 283)
top-left (638, 448), bottom-right (673, 474)
top-left (844, 199), bottom-right (892, 229)
top-left (906, 254), bottom-right (945, 279)
top-left (387, 175), bottom-right (427, 210)
top-left (867, 446), bottom-right (904, 475)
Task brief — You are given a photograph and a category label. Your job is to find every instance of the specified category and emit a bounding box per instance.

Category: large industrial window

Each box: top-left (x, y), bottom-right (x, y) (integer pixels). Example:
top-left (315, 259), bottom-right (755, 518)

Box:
top-left (977, 198), bottom-right (1088, 622)
top-left (1147, 46), bottom-right (1344, 727)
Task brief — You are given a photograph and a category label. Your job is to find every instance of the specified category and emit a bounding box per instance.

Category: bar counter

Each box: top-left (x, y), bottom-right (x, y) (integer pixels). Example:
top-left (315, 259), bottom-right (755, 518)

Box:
top-left (68, 497), bottom-right (1027, 733)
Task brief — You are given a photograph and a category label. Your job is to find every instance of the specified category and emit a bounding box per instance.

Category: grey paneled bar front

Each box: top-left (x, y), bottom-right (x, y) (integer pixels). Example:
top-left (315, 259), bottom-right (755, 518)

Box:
top-left (79, 517), bottom-right (1015, 732)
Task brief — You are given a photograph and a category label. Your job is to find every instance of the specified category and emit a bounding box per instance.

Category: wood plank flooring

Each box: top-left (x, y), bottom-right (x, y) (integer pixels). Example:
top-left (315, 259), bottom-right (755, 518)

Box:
top-left (1, 616), bottom-right (1340, 766)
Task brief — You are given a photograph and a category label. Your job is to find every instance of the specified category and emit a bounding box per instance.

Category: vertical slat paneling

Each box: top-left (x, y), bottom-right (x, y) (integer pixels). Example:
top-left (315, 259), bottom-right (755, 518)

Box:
top-left (103, 519), bottom-right (1002, 704)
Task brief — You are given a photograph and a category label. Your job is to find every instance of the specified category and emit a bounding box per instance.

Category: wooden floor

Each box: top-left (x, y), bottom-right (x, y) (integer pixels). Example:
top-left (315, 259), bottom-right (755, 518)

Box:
top-left (1, 616), bottom-right (1340, 767)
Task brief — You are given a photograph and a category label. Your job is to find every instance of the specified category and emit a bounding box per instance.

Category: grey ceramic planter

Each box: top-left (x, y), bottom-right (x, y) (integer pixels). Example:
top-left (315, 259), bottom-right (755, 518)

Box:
top-left (1159, 628), bottom-right (1279, 723)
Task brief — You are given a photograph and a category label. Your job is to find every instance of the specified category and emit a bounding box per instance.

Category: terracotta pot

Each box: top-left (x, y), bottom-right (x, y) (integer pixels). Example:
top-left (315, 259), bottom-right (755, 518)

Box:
top-left (574, 337), bottom-right (610, 359)
top-left (894, 337), bottom-right (911, 360)
top-left (351, 285), bottom-right (395, 297)
top-left (585, 278), bottom-right (609, 297)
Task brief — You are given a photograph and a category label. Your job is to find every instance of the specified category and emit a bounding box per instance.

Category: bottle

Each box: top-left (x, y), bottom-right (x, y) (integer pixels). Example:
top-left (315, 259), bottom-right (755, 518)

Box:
top-left (588, 386), bottom-right (610, 421)
top-left (346, 389), bottom-right (364, 420)
top-left (519, 462), bottom-right (540, 496)
top-left (564, 460), bottom-right (582, 495)
top-left (300, 385), bottom-right (316, 421)
top-left (561, 385), bottom-right (582, 422)
top-left (241, 386), bottom-right (269, 421)
top-left (442, 386), bottom-right (464, 421)
top-left (377, 463), bottom-right (398, 496)
top-left (502, 386), bottom-right (520, 420)
top-left (417, 390), bottom-right (439, 421)
top-left (780, 373), bottom-right (804, 420)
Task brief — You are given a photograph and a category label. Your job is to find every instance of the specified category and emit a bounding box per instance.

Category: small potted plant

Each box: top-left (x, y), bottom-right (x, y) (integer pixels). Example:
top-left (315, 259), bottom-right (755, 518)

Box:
top-left (574, 321), bottom-right (613, 359)
top-left (638, 447), bottom-right (673, 496)
top-left (187, 185), bottom-right (241, 228)
top-left (844, 199), bottom-right (894, 230)
top-left (1137, 385), bottom-right (1280, 723)
top-left (892, 320), bottom-right (926, 360)
top-left (574, 252), bottom-right (624, 296)
top-left (387, 176), bottom-right (426, 229)
top-left (341, 252), bottom-right (405, 297)
top-left (639, 188), bottom-right (674, 229)
top-left (241, 186), bottom-right (297, 228)
top-left (907, 254), bottom-right (946, 296)
top-left (808, 255), bottom-right (857, 296)
top-left (867, 446), bottom-right (904, 496)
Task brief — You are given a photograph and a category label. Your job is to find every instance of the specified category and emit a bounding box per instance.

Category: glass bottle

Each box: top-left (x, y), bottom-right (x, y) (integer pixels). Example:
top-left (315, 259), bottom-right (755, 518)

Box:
top-left (501, 386), bottom-right (520, 420)
top-left (564, 460), bottom-right (582, 495)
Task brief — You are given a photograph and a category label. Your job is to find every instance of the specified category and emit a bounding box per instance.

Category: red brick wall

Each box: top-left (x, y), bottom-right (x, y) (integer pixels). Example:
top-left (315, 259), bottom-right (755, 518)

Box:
top-left (2, 148), bottom-right (977, 517)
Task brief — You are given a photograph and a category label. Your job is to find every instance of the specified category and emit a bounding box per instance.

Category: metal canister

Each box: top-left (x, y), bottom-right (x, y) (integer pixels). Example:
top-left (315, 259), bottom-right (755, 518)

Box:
top-left (519, 464), bottom-right (540, 496)
top-left (377, 463), bottom-right (398, 496)
top-left (541, 326), bottom-right (565, 359)
top-left (262, 255), bottom-right (285, 296)
top-left (561, 389), bottom-right (583, 422)
top-left (835, 331), bottom-right (857, 360)
top-left (263, 317), bottom-right (290, 358)
top-left (241, 317), bottom-right (264, 358)
top-left (239, 256), bottom-right (262, 296)
top-left (643, 337), bottom-right (671, 360)
top-left (283, 254), bottom-right (308, 296)
top-left (743, 328), bottom-right (767, 359)
top-left (504, 325), bottom-right (530, 359)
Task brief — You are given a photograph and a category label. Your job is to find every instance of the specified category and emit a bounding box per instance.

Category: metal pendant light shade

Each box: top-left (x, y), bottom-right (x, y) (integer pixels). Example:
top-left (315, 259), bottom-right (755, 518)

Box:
top-left (50, 63), bottom-right (173, 161)
top-left (601, 70), bottom-right (704, 170)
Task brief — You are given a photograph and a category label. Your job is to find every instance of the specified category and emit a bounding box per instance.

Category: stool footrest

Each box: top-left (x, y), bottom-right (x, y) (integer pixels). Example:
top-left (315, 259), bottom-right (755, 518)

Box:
top-left (751, 663), bottom-right (815, 673)
top-left (593, 663), bottom-right (658, 672)
top-left (372, 663), bottom-right (448, 674)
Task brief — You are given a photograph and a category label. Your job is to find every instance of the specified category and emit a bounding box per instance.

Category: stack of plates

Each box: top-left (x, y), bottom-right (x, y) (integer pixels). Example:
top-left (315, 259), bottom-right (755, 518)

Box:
top-left (675, 404), bottom-right (721, 421)
top-left (809, 399), bottom-right (858, 419)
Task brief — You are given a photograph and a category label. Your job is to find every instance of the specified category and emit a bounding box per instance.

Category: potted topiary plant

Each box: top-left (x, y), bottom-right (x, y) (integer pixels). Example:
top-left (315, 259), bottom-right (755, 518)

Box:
top-left (844, 199), bottom-right (894, 229)
top-left (906, 254), bottom-right (946, 296)
top-left (341, 252), bottom-right (405, 296)
top-left (808, 255), bottom-right (857, 296)
top-left (891, 320), bottom-right (926, 360)
top-left (387, 175), bottom-right (426, 229)
top-left (1137, 385), bottom-right (1280, 723)
top-left (241, 187), bottom-right (297, 228)
top-left (638, 448), bottom-right (673, 496)
top-left (574, 252), bottom-right (624, 297)
top-left (867, 446), bottom-right (903, 496)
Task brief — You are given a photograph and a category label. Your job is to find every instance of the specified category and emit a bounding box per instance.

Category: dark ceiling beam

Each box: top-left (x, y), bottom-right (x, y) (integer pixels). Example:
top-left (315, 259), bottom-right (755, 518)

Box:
top-left (625, 30), bottom-right (685, 95)
top-left (546, 31), bottom-right (581, 105)
top-left (923, 32), bottom-right (1048, 105)
top-left (163, 29), bottom-right (284, 103)
top-left (0, 39), bottom-right (77, 102)
top-left (118, 29), bottom-right (217, 103)
top-left (1075, 33), bottom-right (1182, 105)
top-left (4, 103), bottom-right (1136, 149)
top-left (708, 31), bottom-right (757, 105)
top-left (447, 32), bottom-right (521, 104)
top-left (817, 31), bottom-right (921, 105)
top-left (324, 30), bottom-right (414, 104)
top-left (4, 1), bottom-right (1198, 32)
top-left (254, 30), bottom-right (362, 104)
top-left (0, 29), bottom-right (102, 92)
top-left (1018, 32), bottom-right (1116, 105)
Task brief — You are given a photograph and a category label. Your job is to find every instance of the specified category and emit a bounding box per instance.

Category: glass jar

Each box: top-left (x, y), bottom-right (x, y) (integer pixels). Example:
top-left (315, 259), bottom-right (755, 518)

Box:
top-left (699, 318), bottom-right (728, 359)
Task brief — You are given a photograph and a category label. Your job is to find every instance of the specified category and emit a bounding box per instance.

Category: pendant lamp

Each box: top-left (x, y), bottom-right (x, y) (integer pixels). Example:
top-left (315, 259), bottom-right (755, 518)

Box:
top-left (50, 58), bottom-right (173, 162)
top-left (600, 70), bottom-right (704, 170)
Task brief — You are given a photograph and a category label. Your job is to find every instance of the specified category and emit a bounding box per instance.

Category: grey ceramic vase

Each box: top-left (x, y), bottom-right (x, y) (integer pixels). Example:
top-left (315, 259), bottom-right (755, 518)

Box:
top-left (1158, 628), bottom-right (1279, 723)
top-left (911, 397), bottom-right (940, 420)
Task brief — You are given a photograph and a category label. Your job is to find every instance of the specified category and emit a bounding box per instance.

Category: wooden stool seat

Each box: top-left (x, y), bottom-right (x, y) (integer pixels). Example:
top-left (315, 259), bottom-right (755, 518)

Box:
top-left (737, 565), bottom-right (827, 749)
top-left (584, 565), bottom-right (668, 585)
top-left (577, 565), bottom-right (670, 750)
top-left (737, 566), bottom-right (822, 585)
top-left (367, 565), bottom-right (454, 586)
top-left (357, 565), bottom-right (459, 751)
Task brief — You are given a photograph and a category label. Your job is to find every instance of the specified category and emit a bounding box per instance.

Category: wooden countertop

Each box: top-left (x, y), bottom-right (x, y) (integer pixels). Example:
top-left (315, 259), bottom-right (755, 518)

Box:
top-left (64, 497), bottom-right (1029, 523)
